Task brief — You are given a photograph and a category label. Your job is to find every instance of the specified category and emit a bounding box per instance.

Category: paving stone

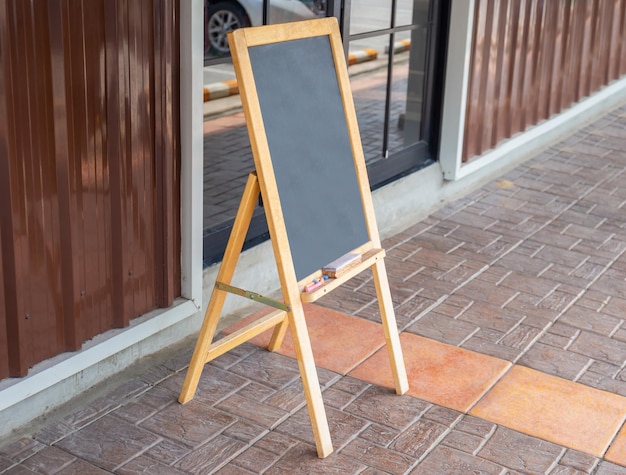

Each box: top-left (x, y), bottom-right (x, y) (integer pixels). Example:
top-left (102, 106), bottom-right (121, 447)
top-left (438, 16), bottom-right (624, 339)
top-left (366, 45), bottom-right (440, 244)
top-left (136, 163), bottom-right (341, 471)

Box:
top-left (472, 366), bottom-right (626, 457)
top-left (596, 461), bottom-right (626, 475)
top-left (55, 415), bottom-right (160, 471)
top-left (477, 426), bottom-right (564, 474)
top-left (436, 260), bottom-right (487, 286)
top-left (410, 446), bottom-right (504, 474)
top-left (216, 463), bottom-right (257, 474)
top-left (559, 449), bottom-right (600, 473)
top-left (517, 342), bottom-right (591, 380)
top-left (216, 393), bottom-right (289, 428)
top-left (222, 420), bottom-right (267, 444)
top-left (276, 405), bottom-right (368, 448)
top-left (577, 370), bottom-right (626, 397)
top-left (322, 386), bottom-right (360, 409)
top-left (498, 271), bottom-right (561, 299)
top-left (230, 446), bottom-right (281, 473)
top-left (227, 351), bottom-right (301, 390)
top-left (235, 380), bottom-right (277, 402)
top-left (340, 438), bottom-right (416, 474)
top-left (404, 310), bottom-right (478, 345)
top-left (454, 415), bottom-right (496, 438)
top-left (454, 278), bottom-right (520, 307)
top-left (498, 325), bottom-right (540, 351)
top-left (344, 386), bottom-right (429, 430)
top-left (252, 431), bottom-right (298, 456)
top-left (0, 456), bottom-right (14, 472)
top-left (603, 296), bottom-right (626, 318)
top-left (0, 438), bottom-right (45, 463)
top-left (358, 423), bottom-right (399, 446)
top-left (20, 446), bottom-right (76, 474)
top-left (117, 455), bottom-right (187, 474)
top-left (495, 250), bottom-right (554, 275)
top-left (560, 305), bottom-right (622, 336)
top-left (461, 334), bottom-right (522, 361)
top-left (112, 401), bottom-right (157, 424)
top-left (174, 435), bottom-right (245, 473)
top-left (328, 375), bottom-right (370, 396)
top-left (539, 331), bottom-right (572, 349)
top-left (569, 331), bottom-right (626, 366)
top-left (140, 401), bottom-right (236, 449)
top-left (266, 443), bottom-right (366, 474)
top-left (391, 418), bottom-right (448, 458)
top-left (178, 364), bottom-right (250, 406)
top-left (55, 458), bottom-right (112, 474)
top-left (134, 381), bottom-right (181, 410)
top-left (441, 429), bottom-right (484, 454)
top-left (422, 405), bottom-right (462, 426)
top-left (142, 438), bottom-right (190, 466)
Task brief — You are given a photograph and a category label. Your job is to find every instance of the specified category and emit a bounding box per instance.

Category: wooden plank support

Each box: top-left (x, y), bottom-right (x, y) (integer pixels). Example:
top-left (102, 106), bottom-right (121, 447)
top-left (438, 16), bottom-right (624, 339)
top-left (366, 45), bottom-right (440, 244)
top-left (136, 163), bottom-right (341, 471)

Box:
top-left (215, 282), bottom-right (290, 312)
top-left (205, 309), bottom-right (287, 362)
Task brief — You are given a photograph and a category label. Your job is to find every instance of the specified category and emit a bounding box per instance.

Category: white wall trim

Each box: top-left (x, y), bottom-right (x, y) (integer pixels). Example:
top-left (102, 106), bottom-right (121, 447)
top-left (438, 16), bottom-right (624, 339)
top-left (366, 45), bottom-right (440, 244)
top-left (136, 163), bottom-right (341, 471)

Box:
top-left (439, 0), bottom-right (626, 182)
top-left (180, 0), bottom-right (205, 307)
top-left (439, 0), bottom-right (474, 180)
top-left (0, 299), bottom-right (197, 414)
top-left (451, 76), bottom-right (626, 180)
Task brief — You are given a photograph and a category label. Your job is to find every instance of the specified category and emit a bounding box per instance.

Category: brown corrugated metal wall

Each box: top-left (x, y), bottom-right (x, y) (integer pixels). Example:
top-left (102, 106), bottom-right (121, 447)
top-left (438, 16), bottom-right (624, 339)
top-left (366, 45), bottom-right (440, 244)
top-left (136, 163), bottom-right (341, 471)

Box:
top-left (464, 0), bottom-right (626, 161)
top-left (0, 0), bottom-right (180, 378)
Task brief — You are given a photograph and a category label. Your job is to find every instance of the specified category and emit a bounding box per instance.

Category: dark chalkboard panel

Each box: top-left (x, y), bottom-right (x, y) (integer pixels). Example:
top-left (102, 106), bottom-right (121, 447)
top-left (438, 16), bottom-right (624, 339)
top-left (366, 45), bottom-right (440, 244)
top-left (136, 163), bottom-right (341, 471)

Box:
top-left (248, 36), bottom-right (369, 281)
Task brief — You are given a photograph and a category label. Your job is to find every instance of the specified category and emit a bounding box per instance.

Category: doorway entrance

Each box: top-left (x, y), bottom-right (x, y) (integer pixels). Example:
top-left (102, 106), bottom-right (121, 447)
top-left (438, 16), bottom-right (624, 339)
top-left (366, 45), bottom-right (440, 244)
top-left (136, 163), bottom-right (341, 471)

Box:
top-left (201, 0), bottom-right (449, 266)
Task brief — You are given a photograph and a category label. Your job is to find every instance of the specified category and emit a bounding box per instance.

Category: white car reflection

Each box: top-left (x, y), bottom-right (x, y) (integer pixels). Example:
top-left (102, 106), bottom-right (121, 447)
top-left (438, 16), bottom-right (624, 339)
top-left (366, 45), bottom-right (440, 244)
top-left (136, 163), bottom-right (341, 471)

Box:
top-left (205, 0), bottom-right (326, 56)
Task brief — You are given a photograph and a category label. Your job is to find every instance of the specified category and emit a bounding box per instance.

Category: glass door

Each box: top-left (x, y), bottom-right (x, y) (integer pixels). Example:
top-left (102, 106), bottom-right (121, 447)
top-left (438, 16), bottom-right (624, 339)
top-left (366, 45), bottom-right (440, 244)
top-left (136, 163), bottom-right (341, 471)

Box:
top-left (343, 0), bottom-right (449, 188)
top-left (201, 0), bottom-right (449, 266)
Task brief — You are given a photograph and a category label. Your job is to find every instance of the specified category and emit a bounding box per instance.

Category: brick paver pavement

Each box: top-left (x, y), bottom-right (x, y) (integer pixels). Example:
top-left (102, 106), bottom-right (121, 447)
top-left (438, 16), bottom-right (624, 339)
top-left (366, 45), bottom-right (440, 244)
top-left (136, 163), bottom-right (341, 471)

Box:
top-left (2, 105), bottom-right (626, 474)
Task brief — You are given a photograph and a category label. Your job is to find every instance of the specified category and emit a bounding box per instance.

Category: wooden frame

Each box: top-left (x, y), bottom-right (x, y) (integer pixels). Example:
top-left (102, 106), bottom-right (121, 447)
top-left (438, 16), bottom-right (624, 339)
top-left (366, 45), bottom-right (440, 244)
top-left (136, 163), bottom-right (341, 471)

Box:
top-left (179, 18), bottom-right (407, 458)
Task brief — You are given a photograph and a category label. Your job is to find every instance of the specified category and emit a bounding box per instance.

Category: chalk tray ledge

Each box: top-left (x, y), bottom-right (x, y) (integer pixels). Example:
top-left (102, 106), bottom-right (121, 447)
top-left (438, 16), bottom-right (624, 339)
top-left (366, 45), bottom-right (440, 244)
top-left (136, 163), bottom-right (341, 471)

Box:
top-left (300, 248), bottom-right (385, 303)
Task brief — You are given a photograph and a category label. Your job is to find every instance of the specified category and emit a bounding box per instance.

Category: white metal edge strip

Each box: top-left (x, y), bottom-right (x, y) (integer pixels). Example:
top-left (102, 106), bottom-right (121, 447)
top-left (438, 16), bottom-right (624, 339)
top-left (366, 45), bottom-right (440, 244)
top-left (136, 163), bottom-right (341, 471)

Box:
top-left (439, 0), bottom-right (474, 180)
top-left (180, 0), bottom-right (204, 307)
top-left (0, 299), bottom-right (199, 412)
top-left (455, 76), bottom-right (626, 180)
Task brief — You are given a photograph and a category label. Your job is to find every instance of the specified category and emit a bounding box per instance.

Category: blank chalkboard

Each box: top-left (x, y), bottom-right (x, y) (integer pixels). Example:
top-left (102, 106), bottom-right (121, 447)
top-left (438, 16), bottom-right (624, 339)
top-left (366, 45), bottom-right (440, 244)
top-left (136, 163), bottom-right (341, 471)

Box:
top-left (247, 36), bottom-right (369, 280)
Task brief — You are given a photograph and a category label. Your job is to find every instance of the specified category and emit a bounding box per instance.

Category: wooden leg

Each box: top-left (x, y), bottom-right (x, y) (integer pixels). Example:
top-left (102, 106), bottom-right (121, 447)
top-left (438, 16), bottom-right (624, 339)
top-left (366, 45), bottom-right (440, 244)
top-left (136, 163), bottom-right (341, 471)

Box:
top-left (267, 315), bottom-right (290, 351)
top-left (287, 301), bottom-right (334, 457)
top-left (372, 258), bottom-right (409, 395)
top-left (178, 283), bottom-right (228, 403)
top-left (179, 173), bottom-right (261, 404)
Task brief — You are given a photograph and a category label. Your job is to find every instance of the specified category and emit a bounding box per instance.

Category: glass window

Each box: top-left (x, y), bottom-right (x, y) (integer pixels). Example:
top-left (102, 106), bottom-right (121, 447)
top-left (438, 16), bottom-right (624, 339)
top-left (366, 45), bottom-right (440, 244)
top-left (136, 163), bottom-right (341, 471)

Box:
top-left (201, 0), bottom-right (447, 265)
top-left (349, 0), bottom-right (392, 34)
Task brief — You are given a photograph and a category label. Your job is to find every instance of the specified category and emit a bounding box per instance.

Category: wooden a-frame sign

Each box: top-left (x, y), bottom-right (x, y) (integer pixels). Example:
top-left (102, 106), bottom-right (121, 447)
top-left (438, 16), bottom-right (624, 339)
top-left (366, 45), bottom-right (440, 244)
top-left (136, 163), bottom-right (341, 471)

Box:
top-left (179, 17), bottom-right (408, 458)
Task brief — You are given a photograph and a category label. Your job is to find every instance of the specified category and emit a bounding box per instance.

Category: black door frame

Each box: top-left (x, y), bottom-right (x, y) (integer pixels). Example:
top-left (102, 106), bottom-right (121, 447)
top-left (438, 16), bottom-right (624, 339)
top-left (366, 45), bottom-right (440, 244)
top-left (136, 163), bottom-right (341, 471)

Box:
top-left (202, 0), bottom-right (450, 266)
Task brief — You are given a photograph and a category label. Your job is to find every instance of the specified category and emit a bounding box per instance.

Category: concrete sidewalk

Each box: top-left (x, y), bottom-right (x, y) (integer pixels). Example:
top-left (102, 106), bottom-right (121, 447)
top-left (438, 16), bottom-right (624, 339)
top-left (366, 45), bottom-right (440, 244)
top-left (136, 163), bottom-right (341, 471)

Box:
top-left (2, 104), bottom-right (626, 473)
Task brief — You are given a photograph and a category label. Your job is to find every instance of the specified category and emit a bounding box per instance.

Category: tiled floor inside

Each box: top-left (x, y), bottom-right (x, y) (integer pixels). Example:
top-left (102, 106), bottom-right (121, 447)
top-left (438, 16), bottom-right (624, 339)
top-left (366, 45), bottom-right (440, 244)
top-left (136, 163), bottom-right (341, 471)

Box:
top-left (2, 105), bottom-right (626, 474)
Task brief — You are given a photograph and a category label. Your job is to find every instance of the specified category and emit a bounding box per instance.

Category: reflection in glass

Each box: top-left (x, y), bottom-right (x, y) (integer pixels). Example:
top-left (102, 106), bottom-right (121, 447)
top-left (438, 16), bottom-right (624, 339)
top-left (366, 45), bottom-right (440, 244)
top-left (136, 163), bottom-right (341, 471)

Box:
top-left (350, 0), bottom-right (431, 161)
top-left (202, 0), bottom-right (328, 232)
top-left (395, 1), bottom-right (430, 150)
top-left (349, 0), bottom-right (392, 35)
top-left (396, 0), bottom-right (417, 27)
top-left (204, 0), bottom-right (326, 58)
top-left (349, 39), bottom-right (388, 164)
top-left (202, 0), bottom-right (437, 264)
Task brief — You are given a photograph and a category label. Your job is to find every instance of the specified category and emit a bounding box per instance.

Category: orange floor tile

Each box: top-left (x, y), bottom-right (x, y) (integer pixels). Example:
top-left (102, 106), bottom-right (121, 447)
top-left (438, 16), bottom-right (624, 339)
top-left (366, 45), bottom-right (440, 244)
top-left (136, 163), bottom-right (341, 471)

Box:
top-left (349, 332), bottom-right (511, 412)
top-left (471, 365), bottom-right (626, 457)
top-left (222, 303), bottom-right (387, 375)
top-left (606, 426), bottom-right (626, 465)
